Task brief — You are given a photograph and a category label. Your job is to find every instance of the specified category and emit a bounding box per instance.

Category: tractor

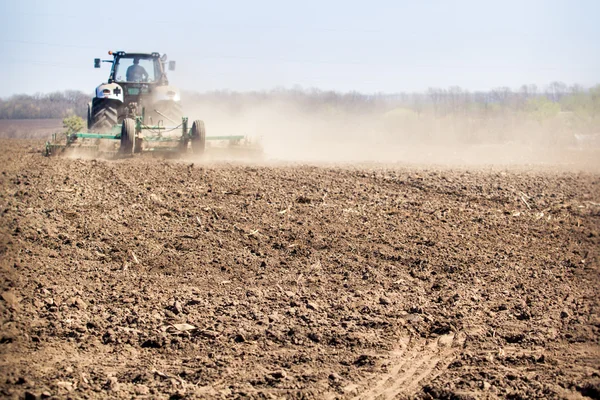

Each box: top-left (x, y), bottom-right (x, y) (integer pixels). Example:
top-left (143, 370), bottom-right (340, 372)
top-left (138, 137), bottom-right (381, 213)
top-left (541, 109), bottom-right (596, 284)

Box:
top-left (89, 51), bottom-right (182, 131)
top-left (45, 50), bottom-right (246, 156)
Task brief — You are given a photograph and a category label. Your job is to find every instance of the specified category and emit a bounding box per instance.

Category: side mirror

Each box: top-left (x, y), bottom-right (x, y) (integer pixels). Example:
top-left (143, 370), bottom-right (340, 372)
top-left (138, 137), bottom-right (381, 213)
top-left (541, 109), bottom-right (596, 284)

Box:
top-left (168, 61), bottom-right (176, 71)
top-left (94, 58), bottom-right (101, 68)
top-left (161, 54), bottom-right (168, 62)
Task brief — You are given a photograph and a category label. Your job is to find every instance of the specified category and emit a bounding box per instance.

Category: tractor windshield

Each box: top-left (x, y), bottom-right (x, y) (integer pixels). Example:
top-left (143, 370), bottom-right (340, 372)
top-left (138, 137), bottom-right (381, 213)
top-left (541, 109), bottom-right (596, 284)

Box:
top-left (114, 56), bottom-right (160, 83)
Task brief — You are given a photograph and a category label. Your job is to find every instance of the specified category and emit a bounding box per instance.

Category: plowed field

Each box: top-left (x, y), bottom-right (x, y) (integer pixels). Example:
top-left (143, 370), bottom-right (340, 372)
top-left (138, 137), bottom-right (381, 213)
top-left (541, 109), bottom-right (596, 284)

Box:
top-left (1, 139), bottom-right (599, 399)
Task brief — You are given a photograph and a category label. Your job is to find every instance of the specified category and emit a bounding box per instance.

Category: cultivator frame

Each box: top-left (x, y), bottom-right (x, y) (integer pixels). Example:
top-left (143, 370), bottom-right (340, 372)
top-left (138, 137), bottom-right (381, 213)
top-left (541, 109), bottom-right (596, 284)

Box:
top-left (45, 116), bottom-right (245, 157)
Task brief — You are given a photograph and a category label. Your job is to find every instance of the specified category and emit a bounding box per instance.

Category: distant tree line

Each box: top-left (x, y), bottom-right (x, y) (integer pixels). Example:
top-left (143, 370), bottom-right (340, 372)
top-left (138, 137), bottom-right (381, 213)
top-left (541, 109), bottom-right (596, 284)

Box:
top-left (2, 83), bottom-right (598, 145)
top-left (1, 82), bottom-right (599, 122)
top-left (0, 91), bottom-right (90, 119)
top-left (185, 82), bottom-right (600, 119)
top-left (178, 83), bottom-right (600, 148)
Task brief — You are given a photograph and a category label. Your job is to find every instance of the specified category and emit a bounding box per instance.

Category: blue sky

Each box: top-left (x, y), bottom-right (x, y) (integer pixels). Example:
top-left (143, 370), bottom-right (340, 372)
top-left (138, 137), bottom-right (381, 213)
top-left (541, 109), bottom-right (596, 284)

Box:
top-left (0, 0), bottom-right (598, 96)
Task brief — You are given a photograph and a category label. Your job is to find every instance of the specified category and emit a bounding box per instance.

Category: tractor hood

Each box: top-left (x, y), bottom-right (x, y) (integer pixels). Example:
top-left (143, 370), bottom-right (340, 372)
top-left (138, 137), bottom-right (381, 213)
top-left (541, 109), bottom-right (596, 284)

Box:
top-left (95, 83), bottom-right (124, 103)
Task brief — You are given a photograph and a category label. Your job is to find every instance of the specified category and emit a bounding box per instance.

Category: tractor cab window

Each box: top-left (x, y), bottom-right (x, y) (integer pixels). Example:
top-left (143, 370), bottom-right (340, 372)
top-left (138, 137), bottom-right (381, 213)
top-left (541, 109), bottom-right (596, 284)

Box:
top-left (114, 57), bottom-right (158, 83)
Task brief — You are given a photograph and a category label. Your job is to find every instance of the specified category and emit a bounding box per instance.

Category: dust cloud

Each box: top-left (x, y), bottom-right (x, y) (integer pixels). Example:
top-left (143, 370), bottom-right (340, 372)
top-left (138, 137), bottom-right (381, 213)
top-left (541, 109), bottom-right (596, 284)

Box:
top-left (184, 93), bottom-right (600, 170)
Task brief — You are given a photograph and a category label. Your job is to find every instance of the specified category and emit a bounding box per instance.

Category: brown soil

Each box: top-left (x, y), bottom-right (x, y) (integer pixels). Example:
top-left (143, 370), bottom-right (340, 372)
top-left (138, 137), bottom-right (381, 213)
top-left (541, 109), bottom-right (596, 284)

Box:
top-left (0, 120), bottom-right (63, 139)
top-left (1, 138), bottom-right (599, 399)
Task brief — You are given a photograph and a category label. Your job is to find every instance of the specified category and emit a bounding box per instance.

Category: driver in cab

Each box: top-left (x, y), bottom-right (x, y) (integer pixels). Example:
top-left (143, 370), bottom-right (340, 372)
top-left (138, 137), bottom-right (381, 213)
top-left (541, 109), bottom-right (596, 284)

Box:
top-left (126, 58), bottom-right (149, 82)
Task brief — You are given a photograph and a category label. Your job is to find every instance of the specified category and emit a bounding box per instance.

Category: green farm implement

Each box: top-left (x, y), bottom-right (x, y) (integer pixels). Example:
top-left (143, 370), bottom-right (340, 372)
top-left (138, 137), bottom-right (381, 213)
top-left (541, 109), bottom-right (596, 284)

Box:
top-left (45, 116), bottom-right (246, 157)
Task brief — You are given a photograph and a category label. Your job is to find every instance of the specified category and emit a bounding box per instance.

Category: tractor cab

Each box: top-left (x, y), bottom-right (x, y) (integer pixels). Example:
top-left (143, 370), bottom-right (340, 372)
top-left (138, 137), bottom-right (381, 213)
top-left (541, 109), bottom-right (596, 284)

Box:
top-left (107, 52), bottom-right (170, 85)
top-left (90, 51), bottom-right (180, 131)
top-left (96, 51), bottom-right (176, 84)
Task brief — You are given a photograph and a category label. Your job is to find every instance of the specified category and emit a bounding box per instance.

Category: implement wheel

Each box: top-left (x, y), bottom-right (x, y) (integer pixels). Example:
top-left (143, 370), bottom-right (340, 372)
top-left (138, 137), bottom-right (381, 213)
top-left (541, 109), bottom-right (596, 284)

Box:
top-left (190, 120), bottom-right (206, 155)
top-left (178, 138), bottom-right (189, 154)
top-left (120, 118), bottom-right (137, 154)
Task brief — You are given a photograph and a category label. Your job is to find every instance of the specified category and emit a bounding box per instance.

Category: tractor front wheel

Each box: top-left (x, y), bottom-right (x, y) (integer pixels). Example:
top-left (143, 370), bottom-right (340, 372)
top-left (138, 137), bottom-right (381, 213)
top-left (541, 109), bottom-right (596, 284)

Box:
top-left (190, 120), bottom-right (206, 155)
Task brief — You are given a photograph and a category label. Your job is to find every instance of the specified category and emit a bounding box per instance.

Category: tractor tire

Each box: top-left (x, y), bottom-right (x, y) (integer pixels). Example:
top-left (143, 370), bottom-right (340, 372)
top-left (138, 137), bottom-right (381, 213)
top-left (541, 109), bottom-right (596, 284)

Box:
top-left (87, 103), bottom-right (92, 130)
top-left (190, 120), bottom-right (206, 155)
top-left (151, 100), bottom-right (183, 125)
top-left (120, 118), bottom-right (137, 154)
top-left (90, 98), bottom-right (119, 132)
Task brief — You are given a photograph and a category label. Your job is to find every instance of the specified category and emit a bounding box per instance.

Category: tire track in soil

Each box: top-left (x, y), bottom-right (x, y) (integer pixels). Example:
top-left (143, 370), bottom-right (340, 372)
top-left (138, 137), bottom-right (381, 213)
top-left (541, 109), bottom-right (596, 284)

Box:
top-left (354, 332), bottom-right (465, 400)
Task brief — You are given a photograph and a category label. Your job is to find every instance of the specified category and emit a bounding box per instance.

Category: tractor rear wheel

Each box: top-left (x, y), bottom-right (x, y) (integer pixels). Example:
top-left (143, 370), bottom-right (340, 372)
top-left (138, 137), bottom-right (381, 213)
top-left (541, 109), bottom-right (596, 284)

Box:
top-left (190, 120), bottom-right (206, 155)
top-left (120, 118), bottom-right (137, 154)
top-left (87, 103), bottom-right (92, 130)
top-left (90, 98), bottom-right (119, 132)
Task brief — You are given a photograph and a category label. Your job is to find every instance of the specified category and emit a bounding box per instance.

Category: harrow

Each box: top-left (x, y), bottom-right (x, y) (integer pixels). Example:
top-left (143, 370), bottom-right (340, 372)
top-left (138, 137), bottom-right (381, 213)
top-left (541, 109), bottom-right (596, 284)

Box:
top-left (45, 116), bottom-right (246, 157)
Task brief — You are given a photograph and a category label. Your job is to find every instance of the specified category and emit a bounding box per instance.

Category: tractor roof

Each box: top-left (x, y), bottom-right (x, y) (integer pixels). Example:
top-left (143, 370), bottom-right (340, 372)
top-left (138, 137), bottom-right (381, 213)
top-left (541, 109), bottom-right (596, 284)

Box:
top-left (110, 51), bottom-right (161, 58)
